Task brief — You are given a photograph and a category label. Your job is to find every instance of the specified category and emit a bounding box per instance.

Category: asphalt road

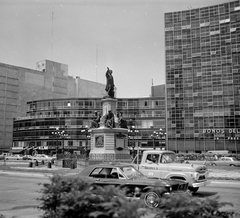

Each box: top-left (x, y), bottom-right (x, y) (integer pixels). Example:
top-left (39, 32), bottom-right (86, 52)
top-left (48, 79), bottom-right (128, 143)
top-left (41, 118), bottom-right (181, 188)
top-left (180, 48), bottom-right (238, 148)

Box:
top-left (0, 172), bottom-right (240, 218)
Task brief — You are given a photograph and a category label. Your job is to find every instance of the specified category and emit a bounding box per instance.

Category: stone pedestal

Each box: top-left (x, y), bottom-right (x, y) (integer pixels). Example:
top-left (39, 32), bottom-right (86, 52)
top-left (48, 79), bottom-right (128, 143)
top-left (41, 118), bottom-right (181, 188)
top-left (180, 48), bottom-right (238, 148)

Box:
top-left (88, 97), bottom-right (132, 165)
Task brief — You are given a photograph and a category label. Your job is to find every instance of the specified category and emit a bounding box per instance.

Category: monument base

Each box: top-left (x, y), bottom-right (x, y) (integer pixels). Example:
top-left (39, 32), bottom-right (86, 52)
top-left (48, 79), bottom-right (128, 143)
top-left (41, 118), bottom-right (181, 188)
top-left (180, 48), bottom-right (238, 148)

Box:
top-left (88, 127), bottom-right (132, 165)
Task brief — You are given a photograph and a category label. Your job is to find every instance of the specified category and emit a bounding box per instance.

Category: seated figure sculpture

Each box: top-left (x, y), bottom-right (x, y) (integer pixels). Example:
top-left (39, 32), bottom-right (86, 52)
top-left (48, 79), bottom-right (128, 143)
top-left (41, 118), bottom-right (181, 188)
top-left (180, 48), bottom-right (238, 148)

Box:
top-left (91, 111), bottom-right (101, 128)
top-left (104, 110), bottom-right (115, 128)
top-left (117, 111), bottom-right (128, 129)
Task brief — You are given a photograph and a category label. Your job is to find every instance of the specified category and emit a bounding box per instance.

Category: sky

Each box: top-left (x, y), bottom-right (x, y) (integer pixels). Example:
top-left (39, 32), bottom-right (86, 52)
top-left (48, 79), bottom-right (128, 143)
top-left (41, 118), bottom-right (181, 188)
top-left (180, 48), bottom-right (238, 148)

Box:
top-left (0, 0), bottom-right (231, 98)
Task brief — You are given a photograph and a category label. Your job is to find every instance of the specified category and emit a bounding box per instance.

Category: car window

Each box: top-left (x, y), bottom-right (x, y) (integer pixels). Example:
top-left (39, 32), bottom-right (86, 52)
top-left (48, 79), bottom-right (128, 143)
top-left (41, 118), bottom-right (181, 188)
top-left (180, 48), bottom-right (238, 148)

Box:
top-left (110, 168), bottom-right (124, 179)
top-left (89, 167), bottom-right (112, 178)
top-left (145, 154), bottom-right (159, 164)
top-left (90, 167), bottom-right (102, 176)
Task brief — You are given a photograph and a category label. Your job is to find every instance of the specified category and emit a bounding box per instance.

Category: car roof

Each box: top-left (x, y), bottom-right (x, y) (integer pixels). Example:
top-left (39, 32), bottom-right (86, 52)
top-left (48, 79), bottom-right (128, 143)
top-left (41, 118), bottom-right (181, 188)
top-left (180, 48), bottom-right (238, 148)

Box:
top-left (144, 150), bottom-right (175, 155)
top-left (79, 163), bottom-right (135, 176)
top-left (87, 163), bottom-right (133, 168)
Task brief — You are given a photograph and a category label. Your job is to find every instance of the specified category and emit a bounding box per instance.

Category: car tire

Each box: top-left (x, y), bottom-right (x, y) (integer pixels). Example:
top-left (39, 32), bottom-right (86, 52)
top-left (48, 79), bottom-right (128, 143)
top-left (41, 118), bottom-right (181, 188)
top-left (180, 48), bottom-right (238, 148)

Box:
top-left (143, 190), bottom-right (161, 208)
top-left (188, 187), bottom-right (199, 193)
top-left (230, 164), bottom-right (235, 167)
top-left (211, 163), bottom-right (217, 166)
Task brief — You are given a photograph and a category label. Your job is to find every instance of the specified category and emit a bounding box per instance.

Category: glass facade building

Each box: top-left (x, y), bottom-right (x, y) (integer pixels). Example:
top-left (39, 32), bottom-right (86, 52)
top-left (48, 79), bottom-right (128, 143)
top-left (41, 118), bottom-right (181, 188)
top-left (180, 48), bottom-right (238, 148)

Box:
top-left (165, 0), bottom-right (240, 153)
top-left (13, 96), bottom-right (166, 154)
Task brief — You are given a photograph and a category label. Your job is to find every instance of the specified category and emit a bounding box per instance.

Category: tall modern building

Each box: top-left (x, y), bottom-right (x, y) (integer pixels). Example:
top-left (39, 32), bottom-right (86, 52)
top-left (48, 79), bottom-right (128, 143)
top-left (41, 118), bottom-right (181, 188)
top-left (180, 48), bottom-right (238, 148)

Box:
top-left (0, 60), bottom-right (105, 152)
top-left (165, 0), bottom-right (240, 153)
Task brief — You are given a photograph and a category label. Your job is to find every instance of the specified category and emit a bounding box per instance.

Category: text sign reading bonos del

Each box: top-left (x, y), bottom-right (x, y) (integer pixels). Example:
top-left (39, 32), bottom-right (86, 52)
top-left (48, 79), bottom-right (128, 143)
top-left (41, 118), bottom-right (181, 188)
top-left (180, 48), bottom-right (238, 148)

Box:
top-left (203, 129), bottom-right (240, 134)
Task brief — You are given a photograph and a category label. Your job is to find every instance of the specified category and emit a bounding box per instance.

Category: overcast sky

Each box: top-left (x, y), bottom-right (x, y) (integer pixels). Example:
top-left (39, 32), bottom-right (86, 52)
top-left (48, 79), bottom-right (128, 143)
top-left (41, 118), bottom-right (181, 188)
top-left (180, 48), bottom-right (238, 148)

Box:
top-left (0, 0), bottom-right (230, 98)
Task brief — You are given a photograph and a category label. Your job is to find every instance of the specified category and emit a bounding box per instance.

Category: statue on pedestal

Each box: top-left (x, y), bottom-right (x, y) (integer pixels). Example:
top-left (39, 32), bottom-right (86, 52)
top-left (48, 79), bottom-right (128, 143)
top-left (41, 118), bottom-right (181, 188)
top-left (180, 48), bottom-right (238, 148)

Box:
top-left (105, 67), bottom-right (115, 98)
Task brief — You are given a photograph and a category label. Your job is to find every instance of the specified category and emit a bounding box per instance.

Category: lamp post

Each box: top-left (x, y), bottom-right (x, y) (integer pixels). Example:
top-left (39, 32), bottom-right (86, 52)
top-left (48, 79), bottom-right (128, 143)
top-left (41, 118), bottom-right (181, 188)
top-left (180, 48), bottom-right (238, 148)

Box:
top-left (151, 133), bottom-right (156, 150)
top-left (81, 126), bottom-right (91, 159)
top-left (52, 127), bottom-right (68, 159)
top-left (151, 128), bottom-right (166, 150)
top-left (128, 126), bottom-right (139, 158)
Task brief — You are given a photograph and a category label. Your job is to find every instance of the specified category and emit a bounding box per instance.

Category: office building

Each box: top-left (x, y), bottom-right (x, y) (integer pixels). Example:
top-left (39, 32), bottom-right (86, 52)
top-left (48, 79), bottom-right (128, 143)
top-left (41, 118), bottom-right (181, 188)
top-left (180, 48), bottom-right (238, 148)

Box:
top-left (165, 0), bottom-right (240, 153)
top-left (0, 60), bottom-right (105, 152)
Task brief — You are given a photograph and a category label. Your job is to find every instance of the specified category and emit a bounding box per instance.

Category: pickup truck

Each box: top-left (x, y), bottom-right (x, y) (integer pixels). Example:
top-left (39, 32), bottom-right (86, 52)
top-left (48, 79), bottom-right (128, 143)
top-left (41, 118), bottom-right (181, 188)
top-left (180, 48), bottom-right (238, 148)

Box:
top-left (132, 150), bottom-right (211, 193)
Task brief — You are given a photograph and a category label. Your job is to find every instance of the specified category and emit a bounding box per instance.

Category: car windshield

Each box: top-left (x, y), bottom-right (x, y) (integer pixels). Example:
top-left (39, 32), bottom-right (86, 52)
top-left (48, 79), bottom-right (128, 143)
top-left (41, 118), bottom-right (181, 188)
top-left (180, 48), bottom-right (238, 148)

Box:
top-left (119, 166), bottom-right (144, 179)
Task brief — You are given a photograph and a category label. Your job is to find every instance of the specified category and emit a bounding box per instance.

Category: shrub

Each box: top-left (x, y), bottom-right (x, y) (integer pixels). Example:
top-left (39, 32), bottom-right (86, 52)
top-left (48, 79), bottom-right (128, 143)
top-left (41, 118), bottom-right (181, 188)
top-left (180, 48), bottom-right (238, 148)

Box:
top-left (38, 174), bottom-right (237, 218)
top-left (38, 174), bottom-right (148, 218)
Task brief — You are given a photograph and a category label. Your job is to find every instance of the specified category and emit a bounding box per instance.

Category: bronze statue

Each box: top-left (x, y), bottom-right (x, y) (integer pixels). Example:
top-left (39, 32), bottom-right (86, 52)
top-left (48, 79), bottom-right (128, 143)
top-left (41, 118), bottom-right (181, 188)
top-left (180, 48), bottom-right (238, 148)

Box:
top-left (104, 110), bottom-right (115, 128)
top-left (117, 111), bottom-right (128, 129)
top-left (105, 67), bottom-right (115, 98)
top-left (91, 111), bottom-right (101, 128)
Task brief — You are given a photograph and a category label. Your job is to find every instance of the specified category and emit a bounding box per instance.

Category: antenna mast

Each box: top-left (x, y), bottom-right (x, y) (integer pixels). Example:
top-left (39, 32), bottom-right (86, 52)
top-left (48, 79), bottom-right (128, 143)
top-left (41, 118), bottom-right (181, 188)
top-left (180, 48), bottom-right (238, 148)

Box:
top-left (96, 45), bottom-right (98, 82)
top-left (51, 4), bottom-right (54, 61)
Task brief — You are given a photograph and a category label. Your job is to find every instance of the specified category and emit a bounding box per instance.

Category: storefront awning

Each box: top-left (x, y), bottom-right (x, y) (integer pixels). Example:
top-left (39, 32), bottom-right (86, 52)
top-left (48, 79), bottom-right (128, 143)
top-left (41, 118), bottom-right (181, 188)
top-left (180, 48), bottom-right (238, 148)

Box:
top-left (10, 149), bottom-right (24, 154)
top-left (0, 147), bottom-right (11, 152)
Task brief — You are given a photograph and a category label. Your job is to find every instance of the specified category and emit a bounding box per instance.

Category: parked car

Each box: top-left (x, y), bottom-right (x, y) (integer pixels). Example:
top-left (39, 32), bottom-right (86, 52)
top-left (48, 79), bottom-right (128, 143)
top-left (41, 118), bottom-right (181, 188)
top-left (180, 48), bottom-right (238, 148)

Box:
top-left (5, 155), bottom-right (22, 161)
top-left (22, 155), bottom-right (33, 160)
top-left (68, 163), bottom-right (189, 208)
top-left (31, 154), bottom-right (55, 162)
top-left (211, 156), bottom-right (240, 167)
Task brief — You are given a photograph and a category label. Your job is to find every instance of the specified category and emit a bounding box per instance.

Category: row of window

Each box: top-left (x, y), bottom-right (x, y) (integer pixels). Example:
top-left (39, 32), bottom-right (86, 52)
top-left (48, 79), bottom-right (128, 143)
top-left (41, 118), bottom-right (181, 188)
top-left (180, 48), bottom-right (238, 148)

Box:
top-left (28, 99), bottom-right (164, 112)
top-left (165, 1), bottom-right (240, 23)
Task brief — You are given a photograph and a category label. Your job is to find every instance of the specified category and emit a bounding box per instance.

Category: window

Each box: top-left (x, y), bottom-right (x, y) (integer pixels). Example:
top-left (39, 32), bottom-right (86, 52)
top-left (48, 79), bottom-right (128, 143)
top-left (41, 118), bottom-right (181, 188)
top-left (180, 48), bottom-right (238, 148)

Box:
top-left (145, 154), bottom-right (159, 164)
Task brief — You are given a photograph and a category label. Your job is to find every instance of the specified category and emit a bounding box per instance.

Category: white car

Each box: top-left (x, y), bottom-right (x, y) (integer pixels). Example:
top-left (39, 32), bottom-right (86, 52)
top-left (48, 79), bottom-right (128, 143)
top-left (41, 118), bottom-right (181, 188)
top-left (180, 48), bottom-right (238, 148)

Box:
top-left (211, 157), bottom-right (240, 167)
top-left (31, 154), bottom-right (55, 162)
top-left (5, 155), bottom-right (22, 161)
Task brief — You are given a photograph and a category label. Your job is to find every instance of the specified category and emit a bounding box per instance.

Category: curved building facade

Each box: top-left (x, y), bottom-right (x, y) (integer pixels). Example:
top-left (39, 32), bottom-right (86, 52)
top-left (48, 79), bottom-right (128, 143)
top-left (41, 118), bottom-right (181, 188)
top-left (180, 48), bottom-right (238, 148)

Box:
top-left (13, 97), bottom-right (166, 155)
top-left (165, 0), bottom-right (240, 153)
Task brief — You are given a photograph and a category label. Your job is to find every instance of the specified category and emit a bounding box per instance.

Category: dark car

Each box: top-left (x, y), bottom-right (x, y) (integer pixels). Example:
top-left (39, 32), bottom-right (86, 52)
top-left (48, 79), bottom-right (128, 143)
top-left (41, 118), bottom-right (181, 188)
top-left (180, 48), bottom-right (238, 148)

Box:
top-left (72, 163), bottom-right (189, 208)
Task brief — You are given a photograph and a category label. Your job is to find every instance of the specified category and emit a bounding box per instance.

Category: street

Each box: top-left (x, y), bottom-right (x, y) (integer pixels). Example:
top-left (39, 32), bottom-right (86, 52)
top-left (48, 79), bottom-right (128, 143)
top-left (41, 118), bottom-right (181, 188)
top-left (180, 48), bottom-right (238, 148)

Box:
top-left (0, 173), bottom-right (240, 218)
top-left (0, 173), bottom-right (49, 218)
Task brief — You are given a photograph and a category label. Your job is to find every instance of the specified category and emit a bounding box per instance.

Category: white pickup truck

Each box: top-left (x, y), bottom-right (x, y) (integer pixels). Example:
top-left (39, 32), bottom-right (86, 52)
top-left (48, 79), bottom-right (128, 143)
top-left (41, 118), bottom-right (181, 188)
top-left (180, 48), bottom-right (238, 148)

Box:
top-left (132, 150), bottom-right (211, 193)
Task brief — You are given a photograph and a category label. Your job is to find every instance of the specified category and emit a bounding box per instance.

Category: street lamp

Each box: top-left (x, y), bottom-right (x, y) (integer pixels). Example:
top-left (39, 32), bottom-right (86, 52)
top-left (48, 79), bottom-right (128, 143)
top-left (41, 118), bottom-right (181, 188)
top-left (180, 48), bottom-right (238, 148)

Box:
top-left (151, 128), bottom-right (166, 150)
top-left (128, 126), bottom-right (139, 158)
top-left (52, 127), bottom-right (69, 159)
top-left (151, 133), bottom-right (156, 150)
top-left (81, 126), bottom-right (91, 159)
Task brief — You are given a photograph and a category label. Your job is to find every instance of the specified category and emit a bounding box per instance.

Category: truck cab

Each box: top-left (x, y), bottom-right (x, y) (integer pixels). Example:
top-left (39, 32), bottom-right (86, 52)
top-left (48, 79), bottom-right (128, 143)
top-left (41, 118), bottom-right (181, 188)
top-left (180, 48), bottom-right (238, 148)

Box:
top-left (132, 150), bottom-right (211, 193)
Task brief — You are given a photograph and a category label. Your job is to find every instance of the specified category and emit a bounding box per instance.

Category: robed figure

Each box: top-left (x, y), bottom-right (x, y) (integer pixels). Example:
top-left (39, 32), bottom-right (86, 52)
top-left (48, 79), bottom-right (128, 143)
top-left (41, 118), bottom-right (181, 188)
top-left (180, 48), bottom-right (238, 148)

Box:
top-left (105, 67), bottom-right (115, 98)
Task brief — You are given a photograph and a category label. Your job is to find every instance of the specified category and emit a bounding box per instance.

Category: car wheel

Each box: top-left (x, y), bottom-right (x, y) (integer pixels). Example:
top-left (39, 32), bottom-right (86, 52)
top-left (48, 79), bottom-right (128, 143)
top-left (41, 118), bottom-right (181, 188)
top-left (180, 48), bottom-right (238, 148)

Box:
top-left (188, 187), bottom-right (199, 193)
top-left (230, 164), bottom-right (235, 167)
top-left (211, 163), bottom-right (217, 166)
top-left (143, 191), bottom-right (161, 208)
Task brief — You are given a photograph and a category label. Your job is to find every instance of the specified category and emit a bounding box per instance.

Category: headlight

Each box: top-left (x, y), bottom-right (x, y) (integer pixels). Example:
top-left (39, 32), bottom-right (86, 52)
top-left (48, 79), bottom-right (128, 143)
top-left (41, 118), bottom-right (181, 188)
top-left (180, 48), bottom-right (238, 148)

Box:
top-left (193, 172), bottom-right (199, 180)
top-left (169, 186), bottom-right (172, 192)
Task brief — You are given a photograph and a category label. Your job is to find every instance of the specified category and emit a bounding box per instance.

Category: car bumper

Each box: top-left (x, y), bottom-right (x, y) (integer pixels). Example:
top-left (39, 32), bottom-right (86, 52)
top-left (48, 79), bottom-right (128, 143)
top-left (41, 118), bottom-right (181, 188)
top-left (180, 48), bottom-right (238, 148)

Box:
top-left (192, 180), bottom-right (211, 188)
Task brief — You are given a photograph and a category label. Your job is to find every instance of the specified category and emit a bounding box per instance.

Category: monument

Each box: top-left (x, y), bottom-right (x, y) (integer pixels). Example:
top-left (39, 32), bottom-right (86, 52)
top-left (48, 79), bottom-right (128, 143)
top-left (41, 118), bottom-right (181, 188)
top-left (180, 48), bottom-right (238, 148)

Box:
top-left (88, 67), bottom-right (132, 165)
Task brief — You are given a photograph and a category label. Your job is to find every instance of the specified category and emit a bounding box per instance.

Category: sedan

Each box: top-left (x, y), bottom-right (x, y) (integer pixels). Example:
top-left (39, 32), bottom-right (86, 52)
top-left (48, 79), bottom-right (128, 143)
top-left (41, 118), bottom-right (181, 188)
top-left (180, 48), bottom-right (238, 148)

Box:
top-left (70, 163), bottom-right (189, 208)
top-left (5, 155), bottom-right (22, 161)
top-left (211, 157), bottom-right (240, 167)
top-left (31, 154), bottom-right (55, 162)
